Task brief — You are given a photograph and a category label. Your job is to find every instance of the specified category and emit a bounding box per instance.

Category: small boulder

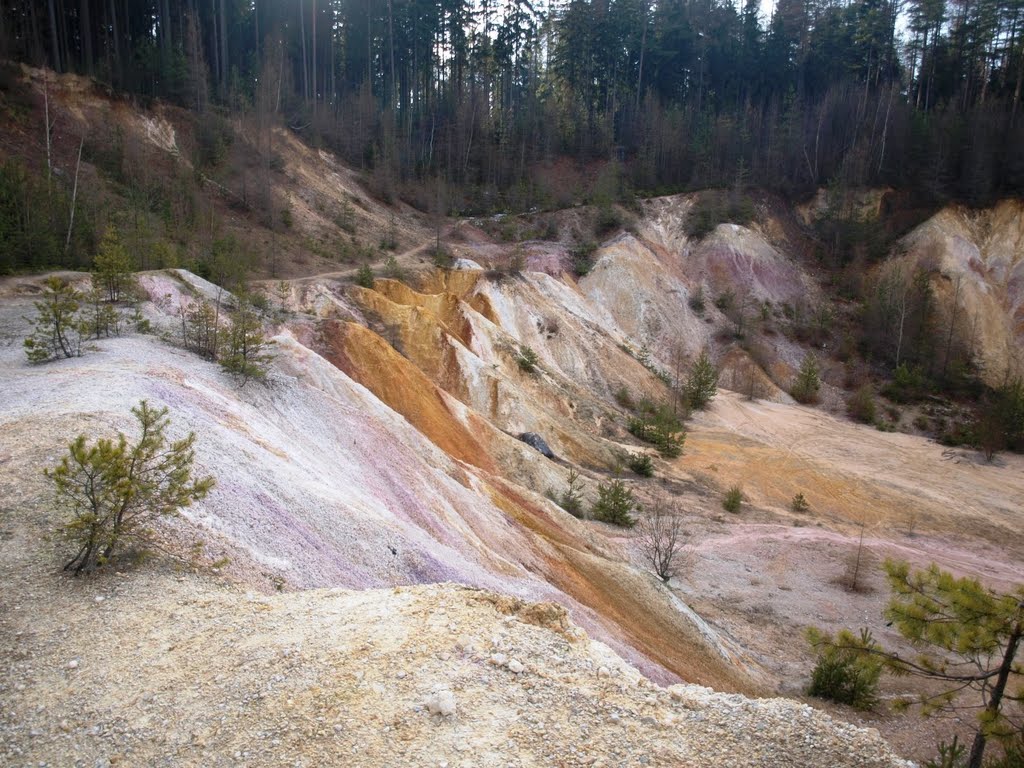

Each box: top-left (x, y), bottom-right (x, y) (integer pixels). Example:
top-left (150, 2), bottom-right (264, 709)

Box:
top-left (425, 690), bottom-right (457, 717)
top-left (518, 432), bottom-right (555, 459)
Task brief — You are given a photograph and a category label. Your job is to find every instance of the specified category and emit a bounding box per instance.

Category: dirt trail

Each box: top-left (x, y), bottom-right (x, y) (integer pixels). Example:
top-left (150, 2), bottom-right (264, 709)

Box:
top-left (275, 239), bottom-right (438, 287)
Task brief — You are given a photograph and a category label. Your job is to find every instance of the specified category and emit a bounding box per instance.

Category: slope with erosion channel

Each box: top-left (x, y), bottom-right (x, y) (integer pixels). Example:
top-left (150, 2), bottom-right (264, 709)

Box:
top-left (567, 192), bottom-right (1024, 394)
top-left (441, 198), bottom-right (833, 398)
top-left (279, 281), bottom-right (756, 690)
top-left (0, 270), bottom-right (754, 693)
top-left (335, 273), bottom-right (666, 467)
top-left (270, 204), bottom-right (1023, 761)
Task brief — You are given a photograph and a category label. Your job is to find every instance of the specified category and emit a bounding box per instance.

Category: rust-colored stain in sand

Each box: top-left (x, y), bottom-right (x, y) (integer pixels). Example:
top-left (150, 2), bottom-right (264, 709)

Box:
top-left (349, 284), bottom-right (473, 400)
top-left (319, 321), bottom-right (497, 473)
top-left (417, 269), bottom-right (482, 299)
top-left (488, 481), bottom-right (758, 694)
top-left (368, 279), bottom-right (475, 348)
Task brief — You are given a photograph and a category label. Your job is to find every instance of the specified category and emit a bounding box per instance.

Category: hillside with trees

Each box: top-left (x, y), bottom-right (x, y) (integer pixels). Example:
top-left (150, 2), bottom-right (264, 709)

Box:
top-left (1, 0), bottom-right (1024, 211)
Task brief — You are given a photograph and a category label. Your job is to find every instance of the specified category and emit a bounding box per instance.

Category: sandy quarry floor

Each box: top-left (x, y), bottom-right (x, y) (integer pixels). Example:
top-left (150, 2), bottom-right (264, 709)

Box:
top-left (661, 391), bottom-right (1024, 758)
top-left (682, 392), bottom-right (1024, 547)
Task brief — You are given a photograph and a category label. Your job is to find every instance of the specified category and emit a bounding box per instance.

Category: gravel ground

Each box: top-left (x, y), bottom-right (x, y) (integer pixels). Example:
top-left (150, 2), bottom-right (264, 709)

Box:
top-left (0, 558), bottom-right (913, 768)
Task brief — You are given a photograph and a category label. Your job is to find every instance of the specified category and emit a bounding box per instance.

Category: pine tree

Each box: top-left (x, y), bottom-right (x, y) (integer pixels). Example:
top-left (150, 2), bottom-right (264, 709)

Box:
top-left (976, 379), bottom-right (1024, 460)
top-left (355, 264), bottom-right (375, 289)
top-left (220, 299), bottom-right (271, 383)
top-left (83, 284), bottom-right (121, 339)
top-left (558, 467), bottom-right (586, 518)
top-left (517, 345), bottom-right (539, 373)
top-left (592, 478), bottom-right (639, 527)
top-left (685, 348), bottom-right (719, 410)
top-left (92, 226), bottom-right (134, 302)
top-left (806, 627), bottom-right (884, 710)
top-left (181, 299), bottom-right (220, 360)
top-left (48, 400), bottom-right (215, 575)
top-left (791, 352), bottom-right (821, 404)
top-left (23, 276), bottom-right (84, 363)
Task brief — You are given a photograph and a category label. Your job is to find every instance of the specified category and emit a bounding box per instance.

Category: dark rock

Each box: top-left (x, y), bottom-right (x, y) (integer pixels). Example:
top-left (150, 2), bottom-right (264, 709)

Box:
top-left (518, 432), bottom-right (555, 459)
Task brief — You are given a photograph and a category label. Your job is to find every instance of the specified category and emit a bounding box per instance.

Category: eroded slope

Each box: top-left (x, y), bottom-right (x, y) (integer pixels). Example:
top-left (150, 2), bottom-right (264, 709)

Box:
top-left (0, 274), bottom-right (751, 693)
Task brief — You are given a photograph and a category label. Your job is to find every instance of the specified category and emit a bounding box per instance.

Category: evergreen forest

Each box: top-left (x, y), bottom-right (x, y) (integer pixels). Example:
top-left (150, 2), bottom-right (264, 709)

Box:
top-left (2, 0), bottom-right (1024, 210)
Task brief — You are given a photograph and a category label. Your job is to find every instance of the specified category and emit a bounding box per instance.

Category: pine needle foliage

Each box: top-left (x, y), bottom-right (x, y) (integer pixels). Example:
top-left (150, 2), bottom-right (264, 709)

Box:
top-left (626, 452), bottom-right (655, 477)
top-left (181, 299), bottom-right (220, 359)
top-left (806, 627), bottom-right (884, 709)
top-left (92, 226), bottom-right (134, 302)
top-left (810, 560), bottom-right (1024, 768)
top-left (23, 276), bottom-right (84, 362)
top-left (923, 737), bottom-right (966, 768)
top-left (592, 478), bottom-right (639, 528)
top-left (383, 255), bottom-right (406, 281)
top-left (722, 485), bottom-right (744, 512)
top-left (48, 401), bottom-right (215, 575)
top-left (355, 264), bottom-right (375, 289)
top-left (557, 467), bottom-right (585, 518)
top-left (685, 348), bottom-right (719, 410)
top-left (791, 352), bottom-right (822, 404)
top-left (517, 345), bottom-right (539, 373)
top-left (83, 285), bottom-right (122, 338)
top-left (220, 299), bottom-right (271, 383)
top-left (627, 401), bottom-right (685, 458)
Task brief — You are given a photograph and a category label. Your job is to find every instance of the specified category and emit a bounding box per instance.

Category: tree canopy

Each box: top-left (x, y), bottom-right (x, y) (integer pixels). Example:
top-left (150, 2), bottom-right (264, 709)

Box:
top-left (2, 0), bottom-right (1024, 207)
